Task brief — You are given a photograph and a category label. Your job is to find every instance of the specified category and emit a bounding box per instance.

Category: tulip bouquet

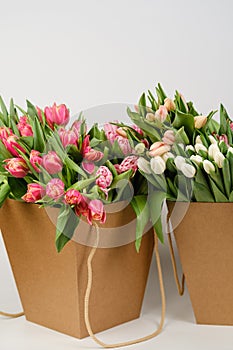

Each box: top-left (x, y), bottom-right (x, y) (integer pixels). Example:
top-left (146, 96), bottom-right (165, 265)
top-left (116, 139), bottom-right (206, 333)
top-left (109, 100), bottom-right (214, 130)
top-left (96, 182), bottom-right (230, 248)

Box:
top-left (123, 84), bottom-right (233, 243)
top-left (0, 97), bottom-right (151, 252)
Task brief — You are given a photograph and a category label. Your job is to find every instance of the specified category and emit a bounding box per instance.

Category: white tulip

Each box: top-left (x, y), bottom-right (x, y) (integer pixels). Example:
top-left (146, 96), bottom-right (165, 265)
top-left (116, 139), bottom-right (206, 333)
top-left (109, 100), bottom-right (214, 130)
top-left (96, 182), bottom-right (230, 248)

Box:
top-left (190, 155), bottom-right (203, 165)
top-left (195, 143), bottom-right (208, 153)
top-left (181, 163), bottom-right (196, 178)
top-left (208, 135), bottom-right (217, 144)
top-left (137, 157), bottom-right (151, 174)
top-left (135, 143), bottom-right (146, 154)
top-left (162, 151), bottom-right (175, 162)
top-left (214, 152), bottom-right (225, 168)
top-left (228, 147), bottom-right (233, 155)
top-left (150, 156), bottom-right (166, 175)
top-left (208, 143), bottom-right (220, 159)
top-left (203, 160), bottom-right (215, 174)
top-left (174, 156), bottom-right (186, 171)
top-left (195, 135), bottom-right (203, 144)
top-left (186, 145), bottom-right (195, 152)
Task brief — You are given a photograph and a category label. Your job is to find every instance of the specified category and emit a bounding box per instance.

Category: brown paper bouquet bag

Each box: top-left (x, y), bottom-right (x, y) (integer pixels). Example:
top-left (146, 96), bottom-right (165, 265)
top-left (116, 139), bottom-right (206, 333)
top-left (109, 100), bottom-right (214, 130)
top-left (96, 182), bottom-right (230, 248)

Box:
top-left (0, 199), bottom-right (155, 339)
top-left (167, 201), bottom-right (233, 326)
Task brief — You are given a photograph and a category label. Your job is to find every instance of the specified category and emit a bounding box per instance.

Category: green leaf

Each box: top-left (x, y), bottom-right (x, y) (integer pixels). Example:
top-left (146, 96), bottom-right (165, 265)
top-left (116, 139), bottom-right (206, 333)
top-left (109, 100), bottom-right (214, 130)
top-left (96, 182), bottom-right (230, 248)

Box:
top-left (219, 104), bottom-right (229, 135)
top-left (227, 152), bottom-right (233, 193)
top-left (26, 100), bottom-right (37, 118)
top-left (70, 177), bottom-right (97, 191)
top-left (56, 205), bottom-right (79, 252)
top-left (8, 178), bottom-right (27, 200)
top-left (0, 140), bottom-right (12, 160)
top-left (32, 117), bottom-right (46, 152)
top-left (229, 190), bottom-right (233, 202)
top-left (130, 195), bottom-right (150, 252)
top-left (222, 158), bottom-right (231, 198)
top-left (0, 96), bottom-right (8, 124)
top-left (138, 93), bottom-right (147, 117)
top-left (209, 178), bottom-right (228, 202)
top-left (208, 119), bottom-right (220, 134)
top-left (193, 182), bottom-right (215, 202)
top-left (175, 127), bottom-right (189, 144)
top-left (0, 182), bottom-right (10, 207)
top-left (64, 157), bottom-right (87, 179)
top-left (149, 190), bottom-right (166, 243)
top-left (172, 110), bottom-right (194, 140)
top-left (110, 169), bottom-right (133, 188)
top-left (105, 160), bottom-right (118, 177)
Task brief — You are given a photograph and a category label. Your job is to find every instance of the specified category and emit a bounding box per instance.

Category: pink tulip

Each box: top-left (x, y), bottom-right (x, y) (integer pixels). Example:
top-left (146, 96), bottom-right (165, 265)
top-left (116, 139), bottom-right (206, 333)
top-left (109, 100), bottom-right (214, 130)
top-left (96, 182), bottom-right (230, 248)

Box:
top-left (72, 120), bottom-right (85, 137)
top-left (132, 125), bottom-right (143, 135)
top-left (4, 158), bottom-right (29, 178)
top-left (217, 134), bottom-right (229, 146)
top-left (0, 127), bottom-right (13, 141)
top-left (46, 178), bottom-right (65, 201)
top-left (155, 105), bottom-right (168, 122)
top-left (30, 150), bottom-right (43, 172)
top-left (17, 116), bottom-right (33, 137)
top-left (75, 196), bottom-right (90, 219)
top-left (82, 135), bottom-right (103, 162)
top-left (96, 166), bottom-right (113, 189)
top-left (230, 122), bottom-right (233, 131)
top-left (118, 155), bottom-right (138, 174)
top-left (42, 151), bottom-right (63, 174)
top-left (58, 128), bottom-right (78, 148)
top-left (64, 189), bottom-right (82, 205)
top-left (104, 122), bottom-right (119, 143)
top-left (88, 199), bottom-right (106, 225)
top-left (22, 183), bottom-right (45, 203)
top-left (117, 136), bottom-right (132, 155)
top-left (36, 106), bottom-right (43, 122)
top-left (2, 135), bottom-right (26, 157)
top-left (44, 103), bottom-right (70, 128)
top-left (82, 161), bottom-right (95, 174)
top-left (116, 127), bottom-right (128, 138)
top-left (149, 141), bottom-right (171, 157)
top-left (162, 130), bottom-right (175, 145)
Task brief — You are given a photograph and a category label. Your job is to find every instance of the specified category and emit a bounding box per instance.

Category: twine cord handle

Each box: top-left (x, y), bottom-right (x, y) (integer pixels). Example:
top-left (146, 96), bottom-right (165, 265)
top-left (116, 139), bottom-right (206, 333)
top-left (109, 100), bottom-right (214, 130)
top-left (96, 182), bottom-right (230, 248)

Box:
top-left (167, 220), bottom-right (185, 296)
top-left (0, 310), bottom-right (24, 318)
top-left (84, 222), bottom-right (166, 348)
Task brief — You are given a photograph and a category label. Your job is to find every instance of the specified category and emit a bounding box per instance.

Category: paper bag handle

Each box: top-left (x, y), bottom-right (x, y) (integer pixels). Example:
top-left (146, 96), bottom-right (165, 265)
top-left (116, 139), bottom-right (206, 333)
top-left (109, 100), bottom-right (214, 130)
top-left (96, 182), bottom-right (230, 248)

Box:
top-left (167, 223), bottom-right (185, 296)
top-left (84, 223), bottom-right (166, 349)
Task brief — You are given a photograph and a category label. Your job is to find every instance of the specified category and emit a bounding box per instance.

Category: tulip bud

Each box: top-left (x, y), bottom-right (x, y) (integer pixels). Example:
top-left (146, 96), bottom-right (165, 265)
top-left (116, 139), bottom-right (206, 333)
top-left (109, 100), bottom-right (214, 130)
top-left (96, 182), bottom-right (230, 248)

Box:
top-left (96, 166), bottom-right (113, 189)
top-left (150, 156), bottom-right (166, 175)
top-left (22, 183), bottom-right (45, 203)
top-left (65, 189), bottom-right (82, 205)
top-left (203, 160), bottom-right (215, 174)
top-left (155, 105), bottom-right (168, 122)
top-left (228, 147), bottom-right (233, 155)
top-left (195, 135), bottom-right (203, 144)
top-left (46, 178), bottom-right (65, 201)
top-left (58, 128), bottom-right (78, 148)
top-left (44, 103), bottom-right (70, 129)
top-left (17, 116), bottom-right (33, 137)
top-left (190, 155), bottom-right (203, 165)
top-left (208, 143), bottom-right (220, 159)
top-left (30, 150), bottom-right (43, 172)
top-left (214, 152), bottom-right (225, 168)
top-left (149, 141), bottom-right (171, 157)
top-left (181, 163), bottom-right (196, 178)
top-left (208, 135), bottom-right (217, 144)
top-left (135, 142), bottom-right (146, 154)
top-left (137, 157), bottom-right (151, 174)
top-left (4, 158), bottom-right (29, 178)
top-left (186, 145), bottom-right (195, 152)
top-left (174, 156), bottom-right (186, 171)
top-left (162, 152), bottom-right (175, 162)
top-left (162, 130), bottom-right (175, 146)
top-left (194, 115), bottom-right (207, 129)
top-left (116, 127), bottom-right (128, 138)
top-left (164, 98), bottom-right (176, 112)
top-left (195, 143), bottom-right (208, 154)
top-left (42, 151), bottom-right (63, 174)
top-left (146, 113), bottom-right (156, 122)
top-left (88, 199), bottom-right (106, 225)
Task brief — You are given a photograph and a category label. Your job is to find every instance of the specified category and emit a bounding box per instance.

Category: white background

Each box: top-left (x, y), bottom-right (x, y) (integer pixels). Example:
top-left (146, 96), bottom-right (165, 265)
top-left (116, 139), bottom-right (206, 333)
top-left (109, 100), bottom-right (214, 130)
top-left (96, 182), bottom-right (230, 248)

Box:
top-left (0, 0), bottom-right (233, 349)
